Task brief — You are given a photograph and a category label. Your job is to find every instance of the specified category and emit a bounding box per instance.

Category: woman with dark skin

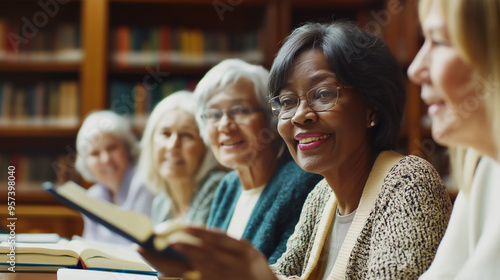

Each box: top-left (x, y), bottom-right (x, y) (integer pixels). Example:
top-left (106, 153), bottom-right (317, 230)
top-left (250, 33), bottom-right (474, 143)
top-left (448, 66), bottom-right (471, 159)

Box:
top-left (139, 22), bottom-right (452, 280)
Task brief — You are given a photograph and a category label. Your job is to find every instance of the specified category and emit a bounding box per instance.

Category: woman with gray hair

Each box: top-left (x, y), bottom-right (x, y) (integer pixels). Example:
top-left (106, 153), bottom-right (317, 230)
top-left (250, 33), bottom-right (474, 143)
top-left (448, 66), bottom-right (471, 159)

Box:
top-left (75, 110), bottom-right (154, 245)
top-left (139, 59), bottom-right (322, 270)
top-left (138, 90), bottom-right (226, 226)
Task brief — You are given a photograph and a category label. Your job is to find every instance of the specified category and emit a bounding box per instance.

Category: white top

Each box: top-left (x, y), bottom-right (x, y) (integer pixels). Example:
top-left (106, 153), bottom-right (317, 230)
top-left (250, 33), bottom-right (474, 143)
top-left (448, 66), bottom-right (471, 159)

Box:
top-left (226, 185), bottom-right (265, 239)
top-left (420, 156), bottom-right (500, 280)
top-left (82, 167), bottom-right (154, 246)
top-left (321, 208), bottom-right (357, 280)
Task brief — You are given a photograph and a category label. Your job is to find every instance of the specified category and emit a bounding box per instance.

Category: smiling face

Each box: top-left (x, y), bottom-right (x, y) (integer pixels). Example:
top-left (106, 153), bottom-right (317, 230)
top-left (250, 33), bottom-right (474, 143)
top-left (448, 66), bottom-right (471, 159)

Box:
top-left (85, 133), bottom-right (130, 191)
top-left (205, 78), bottom-right (274, 169)
top-left (408, 0), bottom-right (491, 151)
top-left (277, 49), bottom-right (373, 176)
top-left (153, 109), bottom-right (206, 182)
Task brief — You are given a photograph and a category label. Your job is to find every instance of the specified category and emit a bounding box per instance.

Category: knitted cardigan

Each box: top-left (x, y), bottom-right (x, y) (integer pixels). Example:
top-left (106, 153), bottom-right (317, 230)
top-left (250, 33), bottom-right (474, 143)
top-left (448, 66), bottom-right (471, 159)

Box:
top-left (271, 153), bottom-right (452, 279)
top-left (206, 151), bottom-right (323, 264)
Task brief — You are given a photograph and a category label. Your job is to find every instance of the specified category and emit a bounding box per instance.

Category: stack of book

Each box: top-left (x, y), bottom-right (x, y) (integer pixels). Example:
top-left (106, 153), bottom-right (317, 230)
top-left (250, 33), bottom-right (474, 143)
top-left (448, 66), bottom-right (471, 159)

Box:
top-left (0, 238), bottom-right (157, 275)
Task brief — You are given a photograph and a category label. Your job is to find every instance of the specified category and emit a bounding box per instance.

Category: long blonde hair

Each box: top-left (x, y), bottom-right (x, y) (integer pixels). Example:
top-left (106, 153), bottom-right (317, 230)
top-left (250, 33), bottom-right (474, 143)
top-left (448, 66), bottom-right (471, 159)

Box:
top-left (138, 91), bottom-right (219, 197)
top-left (419, 0), bottom-right (500, 191)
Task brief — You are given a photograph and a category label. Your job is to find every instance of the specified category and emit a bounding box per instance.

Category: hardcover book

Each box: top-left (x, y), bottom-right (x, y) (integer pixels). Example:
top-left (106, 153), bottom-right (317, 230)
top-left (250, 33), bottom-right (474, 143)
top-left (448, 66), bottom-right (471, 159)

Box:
top-left (43, 181), bottom-right (199, 261)
top-left (0, 239), bottom-right (156, 274)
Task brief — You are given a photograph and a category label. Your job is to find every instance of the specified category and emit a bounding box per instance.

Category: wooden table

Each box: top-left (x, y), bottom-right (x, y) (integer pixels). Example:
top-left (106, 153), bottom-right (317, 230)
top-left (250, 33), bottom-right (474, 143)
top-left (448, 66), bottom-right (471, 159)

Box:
top-left (0, 272), bottom-right (55, 280)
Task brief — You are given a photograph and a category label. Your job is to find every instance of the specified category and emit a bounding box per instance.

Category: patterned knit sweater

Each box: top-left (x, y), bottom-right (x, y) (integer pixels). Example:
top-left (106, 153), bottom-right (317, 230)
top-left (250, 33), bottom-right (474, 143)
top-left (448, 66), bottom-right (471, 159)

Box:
top-left (271, 154), bottom-right (452, 279)
top-left (207, 151), bottom-right (323, 264)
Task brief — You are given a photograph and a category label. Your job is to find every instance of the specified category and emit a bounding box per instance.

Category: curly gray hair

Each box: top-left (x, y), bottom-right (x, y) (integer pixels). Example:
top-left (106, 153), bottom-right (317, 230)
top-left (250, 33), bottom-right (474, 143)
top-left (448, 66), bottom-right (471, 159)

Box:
top-left (75, 110), bottom-right (139, 182)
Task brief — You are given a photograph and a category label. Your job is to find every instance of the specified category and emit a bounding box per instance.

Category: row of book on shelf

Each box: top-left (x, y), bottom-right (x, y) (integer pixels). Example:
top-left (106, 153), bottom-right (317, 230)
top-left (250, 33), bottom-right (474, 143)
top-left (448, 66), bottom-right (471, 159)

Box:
top-left (108, 77), bottom-right (198, 127)
top-left (0, 19), bottom-right (81, 63)
top-left (0, 81), bottom-right (79, 127)
top-left (111, 25), bottom-right (265, 66)
top-left (0, 18), bottom-right (266, 66)
top-left (0, 153), bottom-right (78, 187)
top-left (0, 76), bottom-right (198, 128)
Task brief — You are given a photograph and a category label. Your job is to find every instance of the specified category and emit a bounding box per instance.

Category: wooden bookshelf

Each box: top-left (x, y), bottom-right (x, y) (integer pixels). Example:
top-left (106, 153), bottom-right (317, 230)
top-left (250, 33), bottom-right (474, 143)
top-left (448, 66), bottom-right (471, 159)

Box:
top-left (0, 127), bottom-right (79, 137)
top-left (0, 205), bottom-right (83, 238)
top-left (109, 64), bottom-right (214, 75)
top-left (0, 62), bottom-right (80, 72)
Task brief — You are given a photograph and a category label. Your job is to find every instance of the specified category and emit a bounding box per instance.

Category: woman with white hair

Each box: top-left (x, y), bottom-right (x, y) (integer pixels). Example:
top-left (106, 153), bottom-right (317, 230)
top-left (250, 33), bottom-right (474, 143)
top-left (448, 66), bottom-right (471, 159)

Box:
top-left (138, 91), bottom-right (226, 226)
top-left (75, 110), bottom-right (154, 245)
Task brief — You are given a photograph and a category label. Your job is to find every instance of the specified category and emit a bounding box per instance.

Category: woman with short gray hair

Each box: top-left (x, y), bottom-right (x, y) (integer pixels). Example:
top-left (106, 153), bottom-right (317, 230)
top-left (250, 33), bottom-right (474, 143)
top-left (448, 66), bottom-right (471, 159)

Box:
top-left (75, 110), bottom-right (154, 245)
top-left (139, 59), bottom-right (322, 268)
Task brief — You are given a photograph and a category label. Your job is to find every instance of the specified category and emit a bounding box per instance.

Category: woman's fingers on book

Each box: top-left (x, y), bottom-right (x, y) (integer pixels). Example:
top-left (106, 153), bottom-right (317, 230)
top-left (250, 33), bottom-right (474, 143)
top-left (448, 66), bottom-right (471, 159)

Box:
top-left (153, 219), bottom-right (185, 236)
top-left (174, 242), bottom-right (242, 280)
top-left (136, 246), bottom-right (191, 277)
top-left (181, 227), bottom-right (248, 253)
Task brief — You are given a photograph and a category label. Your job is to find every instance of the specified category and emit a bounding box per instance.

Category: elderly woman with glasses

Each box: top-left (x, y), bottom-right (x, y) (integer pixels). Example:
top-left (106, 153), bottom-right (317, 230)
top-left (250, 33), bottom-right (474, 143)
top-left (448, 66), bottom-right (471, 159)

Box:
top-left (139, 58), bottom-right (322, 269)
top-left (142, 22), bottom-right (453, 280)
top-left (196, 59), bottom-right (322, 264)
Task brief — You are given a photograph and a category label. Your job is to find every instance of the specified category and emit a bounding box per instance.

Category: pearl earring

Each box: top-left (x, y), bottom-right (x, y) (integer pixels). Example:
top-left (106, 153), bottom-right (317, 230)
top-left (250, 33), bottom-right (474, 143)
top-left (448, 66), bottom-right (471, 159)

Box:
top-left (370, 121), bottom-right (376, 127)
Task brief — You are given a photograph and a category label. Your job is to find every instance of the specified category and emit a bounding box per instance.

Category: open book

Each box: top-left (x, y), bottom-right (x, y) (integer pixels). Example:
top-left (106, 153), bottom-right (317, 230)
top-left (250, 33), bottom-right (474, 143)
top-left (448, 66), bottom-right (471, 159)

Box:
top-left (44, 181), bottom-right (200, 261)
top-left (0, 239), bottom-right (156, 274)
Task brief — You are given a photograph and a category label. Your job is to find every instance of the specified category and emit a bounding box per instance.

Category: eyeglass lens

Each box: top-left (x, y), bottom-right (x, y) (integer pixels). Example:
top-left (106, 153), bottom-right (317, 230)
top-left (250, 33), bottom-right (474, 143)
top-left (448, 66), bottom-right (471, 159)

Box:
top-left (271, 86), bottom-right (339, 119)
top-left (204, 106), bottom-right (261, 125)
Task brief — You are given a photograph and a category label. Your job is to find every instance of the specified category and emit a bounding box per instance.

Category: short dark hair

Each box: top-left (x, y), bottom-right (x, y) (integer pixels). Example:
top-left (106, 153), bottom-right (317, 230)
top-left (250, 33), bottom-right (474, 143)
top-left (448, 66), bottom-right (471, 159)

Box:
top-left (269, 22), bottom-right (406, 150)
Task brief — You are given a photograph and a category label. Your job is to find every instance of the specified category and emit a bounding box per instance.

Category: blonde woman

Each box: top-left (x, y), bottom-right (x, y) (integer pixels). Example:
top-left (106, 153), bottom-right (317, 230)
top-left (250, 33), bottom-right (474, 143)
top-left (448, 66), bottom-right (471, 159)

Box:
top-left (138, 91), bottom-right (226, 226)
top-left (408, 0), bottom-right (500, 278)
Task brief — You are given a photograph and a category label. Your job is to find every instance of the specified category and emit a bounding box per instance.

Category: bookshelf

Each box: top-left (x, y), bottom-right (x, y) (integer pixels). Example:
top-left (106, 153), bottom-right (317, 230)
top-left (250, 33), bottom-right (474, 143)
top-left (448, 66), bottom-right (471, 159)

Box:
top-left (1, 0), bottom-right (441, 235)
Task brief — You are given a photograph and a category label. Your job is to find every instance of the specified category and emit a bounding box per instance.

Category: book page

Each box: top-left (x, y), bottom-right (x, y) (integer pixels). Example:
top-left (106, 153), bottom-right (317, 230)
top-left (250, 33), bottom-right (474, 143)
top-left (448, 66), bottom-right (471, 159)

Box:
top-left (66, 240), bottom-right (155, 273)
top-left (0, 241), bottom-right (79, 266)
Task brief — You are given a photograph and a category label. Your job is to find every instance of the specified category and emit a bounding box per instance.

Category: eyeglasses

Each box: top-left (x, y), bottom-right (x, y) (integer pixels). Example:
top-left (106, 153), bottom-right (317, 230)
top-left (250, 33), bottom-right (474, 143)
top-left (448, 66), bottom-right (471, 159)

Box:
top-left (200, 105), bottom-right (264, 125)
top-left (269, 85), bottom-right (353, 119)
